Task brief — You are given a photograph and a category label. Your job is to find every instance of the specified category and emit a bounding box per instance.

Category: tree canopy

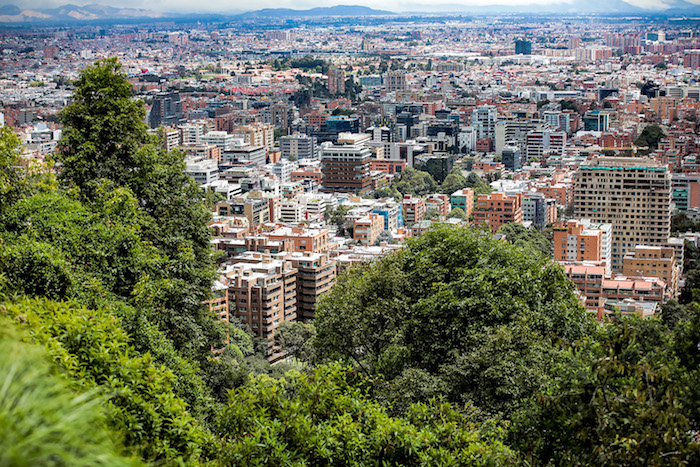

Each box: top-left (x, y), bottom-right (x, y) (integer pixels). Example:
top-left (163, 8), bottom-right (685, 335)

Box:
top-left (635, 123), bottom-right (665, 151)
top-left (313, 226), bottom-right (594, 417)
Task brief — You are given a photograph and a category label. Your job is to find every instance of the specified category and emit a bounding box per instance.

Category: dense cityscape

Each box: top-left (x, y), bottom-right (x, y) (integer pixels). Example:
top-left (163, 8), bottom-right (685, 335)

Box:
top-left (3, 5), bottom-right (700, 465)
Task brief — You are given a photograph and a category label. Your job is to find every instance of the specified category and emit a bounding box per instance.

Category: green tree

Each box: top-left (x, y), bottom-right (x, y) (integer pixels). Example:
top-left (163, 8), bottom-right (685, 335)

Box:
top-left (560, 99), bottom-right (578, 112)
top-left (1, 298), bottom-right (214, 464)
top-left (0, 318), bottom-right (140, 467)
top-left (671, 212), bottom-right (698, 233)
top-left (314, 226), bottom-right (594, 416)
top-left (0, 126), bottom-right (26, 214)
top-left (464, 172), bottom-right (491, 194)
top-left (57, 58), bottom-right (152, 200)
top-left (515, 317), bottom-right (700, 465)
top-left (391, 166), bottom-right (437, 196)
top-left (635, 123), bottom-right (665, 151)
top-left (440, 168), bottom-right (468, 194)
top-left (497, 222), bottom-right (553, 257)
top-left (274, 320), bottom-right (317, 362)
top-left (55, 59), bottom-right (220, 361)
top-left (216, 364), bottom-right (516, 465)
top-left (447, 207), bottom-right (467, 220)
top-left (329, 205), bottom-right (350, 236)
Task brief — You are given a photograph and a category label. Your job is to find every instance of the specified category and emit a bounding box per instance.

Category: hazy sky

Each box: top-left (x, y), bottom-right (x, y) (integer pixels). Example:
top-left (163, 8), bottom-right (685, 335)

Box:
top-left (9, 0), bottom-right (699, 13)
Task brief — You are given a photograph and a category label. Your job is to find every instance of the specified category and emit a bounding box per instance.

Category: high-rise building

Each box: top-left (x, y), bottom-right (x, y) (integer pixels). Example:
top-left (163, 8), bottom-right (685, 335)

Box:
top-left (285, 252), bottom-right (337, 320)
top-left (502, 146), bottom-right (521, 171)
top-left (319, 140), bottom-right (373, 194)
top-left (149, 92), bottom-right (184, 128)
top-left (226, 259), bottom-right (297, 360)
top-left (515, 39), bottom-right (532, 55)
top-left (328, 68), bottom-right (346, 95)
top-left (280, 133), bottom-right (318, 160)
top-left (525, 130), bottom-right (566, 161)
top-left (573, 157), bottom-right (672, 270)
top-left (684, 50), bottom-right (700, 69)
top-left (472, 105), bottom-right (497, 141)
top-left (384, 70), bottom-right (407, 92)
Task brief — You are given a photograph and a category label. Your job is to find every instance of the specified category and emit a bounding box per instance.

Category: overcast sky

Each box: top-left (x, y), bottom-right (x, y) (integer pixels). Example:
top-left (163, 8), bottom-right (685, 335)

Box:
top-left (9, 0), bottom-right (699, 13)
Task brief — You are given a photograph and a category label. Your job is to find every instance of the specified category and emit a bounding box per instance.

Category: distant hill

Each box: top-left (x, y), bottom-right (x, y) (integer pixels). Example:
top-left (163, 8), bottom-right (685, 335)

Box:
top-left (4, 1), bottom-right (700, 24)
top-left (236, 5), bottom-right (395, 18)
top-left (0, 3), bottom-right (166, 23)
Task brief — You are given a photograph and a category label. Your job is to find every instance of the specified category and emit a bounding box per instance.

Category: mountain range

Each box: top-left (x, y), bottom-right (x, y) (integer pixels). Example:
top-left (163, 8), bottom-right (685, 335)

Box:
top-left (4, 1), bottom-right (700, 24)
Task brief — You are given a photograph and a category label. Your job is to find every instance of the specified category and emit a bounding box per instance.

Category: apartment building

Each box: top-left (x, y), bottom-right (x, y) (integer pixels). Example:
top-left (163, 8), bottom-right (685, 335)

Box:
top-left (553, 219), bottom-right (613, 275)
top-left (354, 213), bottom-right (384, 245)
top-left (522, 192), bottom-right (557, 230)
top-left (266, 226), bottom-right (331, 253)
top-left (472, 105), bottom-right (497, 141)
top-left (185, 156), bottom-right (219, 185)
top-left (226, 259), bottom-right (298, 360)
top-left (573, 157), bottom-right (672, 270)
top-left (450, 188), bottom-right (475, 218)
top-left (202, 131), bottom-right (237, 151)
top-left (426, 194), bottom-right (451, 219)
top-left (179, 123), bottom-right (205, 146)
top-left (291, 166), bottom-right (323, 187)
top-left (232, 123), bottom-right (274, 151)
top-left (280, 133), bottom-right (318, 160)
top-left (279, 199), bottom-right (304, 223)
top-left (565, 265), bottom-right (668, 317)
top-left (525, 130), bottom-right (566, 161)
top-left (384, 70), bottom-right (407, 92)
top-left (320, 141), bottom-right (373, 194)
top-left (285, 252), bottom-right (337, 320)
top-left (272, 159), bottom-right (295, 183)
top-left (622, 245), bottom-right (680, 298)
top-left (216, 198), bottom-right (270, 226)
top-left (402, 195), bottom-right (426, 225)
top-left (473, 192), bottom-right (524, 232)
top-left (372, 199), bottom-right (403, 231)
top-left (281, 181), bottom-right (304, 199)
top-left (204, 279), bottom-right (229, 322)
top-left (328, 68), bottom-right (346, 95)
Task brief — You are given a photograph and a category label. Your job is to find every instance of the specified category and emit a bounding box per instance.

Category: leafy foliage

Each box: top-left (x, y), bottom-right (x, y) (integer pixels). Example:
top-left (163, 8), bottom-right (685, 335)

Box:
top-left (447, 206), bottom-right (467, 220)
top-left (0, 319), bottom-right (140, 467)
top-left (216, 364), bottom-right (516, 466)
top-left (314, 225), bottom-right (594, 416)
top-left (0, 126), bottom-right (25, 212)
top-left (57, 57), bottom-right (153, 199)
top-left (1, 298), bottom-right (214, 464)
top-left (634, 123), bottom-right (665, 151)
top-left (497, 222), bottom-right (553, 257)
top-left (515, 317), bottom-right (700, 465)
top-left (391, 167), bottom-right (437, 196)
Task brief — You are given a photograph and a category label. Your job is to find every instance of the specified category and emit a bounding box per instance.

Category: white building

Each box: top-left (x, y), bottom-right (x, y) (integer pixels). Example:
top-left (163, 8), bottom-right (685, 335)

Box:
top-left (280, 199), bottom-right (304, 223)
top-left (202, 131), bottom-right (238, 151)
top-left (185, 156), bottom-right (219, 185)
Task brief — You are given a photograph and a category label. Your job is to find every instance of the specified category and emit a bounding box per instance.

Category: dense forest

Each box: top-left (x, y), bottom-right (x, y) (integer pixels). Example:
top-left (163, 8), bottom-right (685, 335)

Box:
top-left (1, 59), bottom-right (699, 466)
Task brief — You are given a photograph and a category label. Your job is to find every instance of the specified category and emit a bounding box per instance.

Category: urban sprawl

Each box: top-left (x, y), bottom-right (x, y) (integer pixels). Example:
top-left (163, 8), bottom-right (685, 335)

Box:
top-left (6, 15), bottom-right (700, 360)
